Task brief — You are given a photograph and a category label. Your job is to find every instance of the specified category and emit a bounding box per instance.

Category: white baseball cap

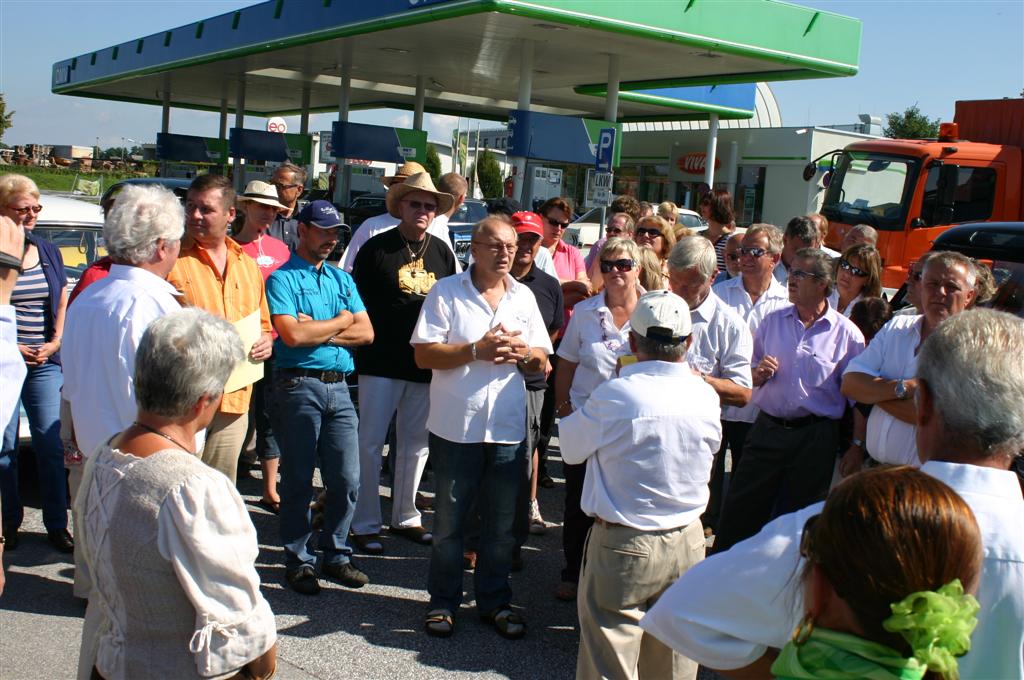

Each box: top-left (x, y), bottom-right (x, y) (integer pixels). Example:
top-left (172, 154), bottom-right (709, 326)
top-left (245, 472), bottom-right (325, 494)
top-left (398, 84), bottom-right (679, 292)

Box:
top-left (629, 290), bottom-right (692, 344)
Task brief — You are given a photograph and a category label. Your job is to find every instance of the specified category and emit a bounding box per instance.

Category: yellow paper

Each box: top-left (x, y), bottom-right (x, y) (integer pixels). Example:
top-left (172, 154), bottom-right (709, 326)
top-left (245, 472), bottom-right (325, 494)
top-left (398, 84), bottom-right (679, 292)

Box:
top-left (223, 310), bottom-right (265, 393)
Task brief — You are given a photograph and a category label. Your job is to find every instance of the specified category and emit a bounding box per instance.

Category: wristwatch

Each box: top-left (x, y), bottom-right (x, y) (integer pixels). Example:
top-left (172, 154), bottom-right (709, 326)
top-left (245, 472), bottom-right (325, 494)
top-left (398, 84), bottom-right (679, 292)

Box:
top-left (851, 438), bottom-right (865, 449)
top-left (894, 379), bottom-right (908, 400)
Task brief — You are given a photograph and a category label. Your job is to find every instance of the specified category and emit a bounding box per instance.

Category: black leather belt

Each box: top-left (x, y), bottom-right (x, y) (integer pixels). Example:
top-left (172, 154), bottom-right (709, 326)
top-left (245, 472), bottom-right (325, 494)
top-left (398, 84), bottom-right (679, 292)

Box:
top-left (761, 412), bottom-right (831, 429)
top-left (278, 367), bottom-right (348, 383)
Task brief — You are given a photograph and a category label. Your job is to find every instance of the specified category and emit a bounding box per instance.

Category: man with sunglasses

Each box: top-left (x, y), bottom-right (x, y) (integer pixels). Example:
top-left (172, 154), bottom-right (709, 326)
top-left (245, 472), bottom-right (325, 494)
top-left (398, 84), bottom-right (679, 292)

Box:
top-left (710, 225), bottom-right (790, 513)
top-left (268, 162), bottom-right (306, 251)
top-left (712, 248), bottom-right (864, 553)
top-left (349, 173), bottom-right (458, 556)
top-left (584, 212), bottom-right (635, 273)
top-left (840, 252), bottom-right (977, 470)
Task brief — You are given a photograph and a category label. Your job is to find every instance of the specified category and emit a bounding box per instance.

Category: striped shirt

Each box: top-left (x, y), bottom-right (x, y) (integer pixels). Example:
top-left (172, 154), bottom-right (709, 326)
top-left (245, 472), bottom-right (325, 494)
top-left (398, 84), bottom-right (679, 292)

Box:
top-left (166, 237), bottom-right (272, 415)
top-left (11, 263), bottom-right (49, 345)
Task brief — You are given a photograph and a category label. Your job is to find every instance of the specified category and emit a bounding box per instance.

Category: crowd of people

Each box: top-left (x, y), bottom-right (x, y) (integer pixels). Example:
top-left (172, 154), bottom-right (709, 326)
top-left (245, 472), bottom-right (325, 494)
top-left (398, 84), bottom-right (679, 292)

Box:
top-left (0, 166), bottom-right (1021, 680)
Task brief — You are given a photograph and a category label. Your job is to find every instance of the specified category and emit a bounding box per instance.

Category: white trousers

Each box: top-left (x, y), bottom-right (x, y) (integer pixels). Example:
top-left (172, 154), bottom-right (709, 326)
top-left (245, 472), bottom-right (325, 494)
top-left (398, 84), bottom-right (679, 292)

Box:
top-left (352, 375), bottom-right (430, 535)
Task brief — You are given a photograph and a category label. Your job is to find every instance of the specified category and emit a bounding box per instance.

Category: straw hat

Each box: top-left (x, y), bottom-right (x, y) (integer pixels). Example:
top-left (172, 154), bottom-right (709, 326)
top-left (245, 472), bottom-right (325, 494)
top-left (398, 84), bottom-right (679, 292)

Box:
top-left (385, 173), bottom-right (455, 218)
top-left (381, 161), bottom-right (428, 188)
top-left (237, 180), bottom-right (287, 210)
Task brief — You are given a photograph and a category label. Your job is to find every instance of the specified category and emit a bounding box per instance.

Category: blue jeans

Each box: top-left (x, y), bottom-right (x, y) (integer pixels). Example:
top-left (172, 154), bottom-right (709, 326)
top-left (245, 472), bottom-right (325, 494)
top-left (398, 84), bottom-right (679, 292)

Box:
top-left (272, 374), bottom-right (359, 569)
top-left (0, 362), bottom-right (68, 531)
top-left (427, 433), bottom-right (528, 615)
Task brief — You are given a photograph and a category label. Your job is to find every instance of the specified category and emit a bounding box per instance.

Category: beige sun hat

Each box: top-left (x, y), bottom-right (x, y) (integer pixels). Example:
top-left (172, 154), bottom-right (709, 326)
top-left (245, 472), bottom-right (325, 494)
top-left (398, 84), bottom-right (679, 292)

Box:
top-left (381, 160), bottom-right (427, 188)
top-left (238, 180), bottom-right (287, 210)
top-left (385, 172), bottom-right (455, 218)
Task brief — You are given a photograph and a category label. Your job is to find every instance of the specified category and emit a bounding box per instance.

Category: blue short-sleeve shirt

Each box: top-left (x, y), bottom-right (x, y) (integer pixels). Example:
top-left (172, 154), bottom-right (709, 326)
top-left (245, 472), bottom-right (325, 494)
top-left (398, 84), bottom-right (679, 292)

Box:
top-left (266, 253), bottom-right (366, 372)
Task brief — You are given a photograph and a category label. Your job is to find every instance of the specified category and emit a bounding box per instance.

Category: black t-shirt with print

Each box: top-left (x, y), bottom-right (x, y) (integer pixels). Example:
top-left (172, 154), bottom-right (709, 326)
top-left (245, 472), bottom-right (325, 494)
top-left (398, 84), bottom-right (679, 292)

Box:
top-left (352, 227), bottom-right (457, 382)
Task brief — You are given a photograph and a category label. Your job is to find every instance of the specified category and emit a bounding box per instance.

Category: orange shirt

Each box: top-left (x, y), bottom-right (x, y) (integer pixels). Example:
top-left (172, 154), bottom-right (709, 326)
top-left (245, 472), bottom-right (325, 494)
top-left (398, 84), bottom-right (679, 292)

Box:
top-left (167, 237), bottom-right (272, 415)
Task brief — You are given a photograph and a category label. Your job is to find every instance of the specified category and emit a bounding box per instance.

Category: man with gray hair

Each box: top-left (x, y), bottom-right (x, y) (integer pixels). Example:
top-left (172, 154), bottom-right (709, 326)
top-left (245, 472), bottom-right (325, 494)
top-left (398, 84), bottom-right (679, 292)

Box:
top-left (269, 161), bottom-right (307, 250)
top-left (641, 308), bottom-right (1024, 680)
top-left (560, 289), bottom-right (721, 680)
top-left (841, 222), bottom-right (878, 251)
top-left (773, 216), bottom-right (821, 283)
top-left (62, 184), bottom-right (186, 462)
top-left (713, 248), bottom-right (864, 552)
top-left (667, 237), bottom-right (753, 535)
top-left (841, 251), bottom-right (977, 470)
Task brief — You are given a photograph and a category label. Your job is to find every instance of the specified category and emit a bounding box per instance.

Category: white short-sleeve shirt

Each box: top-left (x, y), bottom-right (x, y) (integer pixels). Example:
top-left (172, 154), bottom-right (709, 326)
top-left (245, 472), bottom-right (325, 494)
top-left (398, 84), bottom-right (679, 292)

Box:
top-left (687, 291), bottom-right (753, 389)
top-left (843, 314), bottom-right (924, 466)
top-left (712, 275), bottom-right (790, 422)
top-left (556, 291), bottom-right (633, 409)
top-left (410, 268), bottom-right (553, 444)
top-left (341, 212), bottom-right (454, 272)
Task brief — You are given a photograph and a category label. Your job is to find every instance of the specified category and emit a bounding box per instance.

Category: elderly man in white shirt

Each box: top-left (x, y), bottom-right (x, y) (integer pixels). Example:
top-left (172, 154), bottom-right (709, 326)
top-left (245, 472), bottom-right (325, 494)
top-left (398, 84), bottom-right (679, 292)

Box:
top-left (840, 252), bottom-right (977, 470)
top-left (640, 308), bottom-right (1024, 680)
top-left (411, 215), bottom-right (552, 641)
top-left (340, 165), bottom-right (461, 272)
top-left (560, 290), bottom-right (721, 680)
top-left (709, 225), bottom-right (789, 531)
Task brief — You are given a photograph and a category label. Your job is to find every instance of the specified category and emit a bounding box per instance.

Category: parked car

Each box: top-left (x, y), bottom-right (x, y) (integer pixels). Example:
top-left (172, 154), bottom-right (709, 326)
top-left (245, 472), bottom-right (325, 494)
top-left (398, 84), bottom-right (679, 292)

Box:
top-left (99, 177), bottom-right (191, 214)
top-left (447, 199), bottom-right (488, 267)
top-left (569, 206), bottom-right (709, 252)
top-left (32, 193), bottom-right (106, 287)
top-left (344, 193), bottom-right (387, 230)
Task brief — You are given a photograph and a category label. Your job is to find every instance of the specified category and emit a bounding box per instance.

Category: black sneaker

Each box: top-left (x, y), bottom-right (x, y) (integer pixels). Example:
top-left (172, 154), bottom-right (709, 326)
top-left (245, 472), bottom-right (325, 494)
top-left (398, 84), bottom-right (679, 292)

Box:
top-left (285, 565), bottom-right (321, 595)
top-left (323, 561), bottom-right (369, 588)
top-left (47, 529), bottom-right (74, 554)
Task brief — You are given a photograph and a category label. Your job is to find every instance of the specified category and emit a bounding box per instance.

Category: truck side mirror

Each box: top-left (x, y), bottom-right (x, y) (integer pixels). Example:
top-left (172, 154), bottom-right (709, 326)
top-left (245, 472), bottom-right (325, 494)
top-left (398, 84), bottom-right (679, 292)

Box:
top-left (802, 162), bottom-right (817, 181)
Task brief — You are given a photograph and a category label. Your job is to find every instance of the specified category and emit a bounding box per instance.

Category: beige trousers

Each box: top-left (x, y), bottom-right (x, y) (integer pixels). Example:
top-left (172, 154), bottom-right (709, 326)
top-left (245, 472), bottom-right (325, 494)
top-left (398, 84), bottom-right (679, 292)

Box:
top-left (200, 412), bottom-right (248, 483)
top-left (576, 519), bottom-right (706, 680)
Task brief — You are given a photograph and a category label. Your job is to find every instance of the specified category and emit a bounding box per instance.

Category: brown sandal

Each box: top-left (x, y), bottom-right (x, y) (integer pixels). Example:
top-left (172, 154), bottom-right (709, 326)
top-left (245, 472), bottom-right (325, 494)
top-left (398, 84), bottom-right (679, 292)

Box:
top-left (351, 533), bottom-right (384, 555)
top-left (425, 609), bottom-right (454, 638)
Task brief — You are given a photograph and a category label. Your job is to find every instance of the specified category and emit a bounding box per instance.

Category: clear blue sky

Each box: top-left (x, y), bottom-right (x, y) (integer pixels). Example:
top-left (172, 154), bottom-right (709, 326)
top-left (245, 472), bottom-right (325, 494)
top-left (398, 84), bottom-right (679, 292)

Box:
top-left (1, 0), bottom-right (1022, 149)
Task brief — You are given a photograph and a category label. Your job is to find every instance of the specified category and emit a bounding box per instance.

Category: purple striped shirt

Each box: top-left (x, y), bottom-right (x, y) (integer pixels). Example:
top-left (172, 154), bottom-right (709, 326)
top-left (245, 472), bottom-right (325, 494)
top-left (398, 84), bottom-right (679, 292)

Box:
top-left (751, 304), bottom-right (864, 420)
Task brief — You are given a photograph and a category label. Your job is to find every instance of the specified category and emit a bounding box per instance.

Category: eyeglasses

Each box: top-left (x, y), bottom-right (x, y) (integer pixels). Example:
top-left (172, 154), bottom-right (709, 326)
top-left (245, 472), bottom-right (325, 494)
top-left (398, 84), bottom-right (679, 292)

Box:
top-left (726, 253), bottom-right (741, 262)
top-left (606, 227), bottom-right (623, 236)
top-left (739, 246), bottom-right (768, 258)
top-left (472, 240), bottom-right (517, 255)
top-left (546, 217), bottom-right (569, 229)
top-left (272, 182), bottom-right (302, 190)
top-left (404, 199), bottom-right (438, 213)
top-left (8, 204), bottom-right (42, 216)
top-left (635, 227), bottom-right (663, 238)
top-left (790, 269), bottom-right (823, 281)
top-left (600, 258), bottom-right (636, 273)
top-left (516, 235), bottom-right (540, 247)
top-left (838, 259), bottom-right (868, 277)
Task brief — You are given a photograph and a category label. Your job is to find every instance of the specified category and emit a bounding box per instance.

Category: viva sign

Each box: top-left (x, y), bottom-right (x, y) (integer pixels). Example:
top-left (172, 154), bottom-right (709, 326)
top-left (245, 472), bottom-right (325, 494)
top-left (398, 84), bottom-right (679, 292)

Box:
top-left (675, 152), bottom-right (721, 176)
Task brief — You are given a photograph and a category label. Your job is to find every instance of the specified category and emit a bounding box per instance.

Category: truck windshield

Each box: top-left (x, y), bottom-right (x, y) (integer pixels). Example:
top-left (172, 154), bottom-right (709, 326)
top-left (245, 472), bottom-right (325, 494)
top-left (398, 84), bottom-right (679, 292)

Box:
top-left (822, 152), bottom-right (920, 230)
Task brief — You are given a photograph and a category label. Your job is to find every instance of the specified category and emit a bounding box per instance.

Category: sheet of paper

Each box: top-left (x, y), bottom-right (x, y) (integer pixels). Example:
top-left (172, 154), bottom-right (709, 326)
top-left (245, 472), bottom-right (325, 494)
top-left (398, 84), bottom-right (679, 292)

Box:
top-left (223, 309), bottom-right (265, 393)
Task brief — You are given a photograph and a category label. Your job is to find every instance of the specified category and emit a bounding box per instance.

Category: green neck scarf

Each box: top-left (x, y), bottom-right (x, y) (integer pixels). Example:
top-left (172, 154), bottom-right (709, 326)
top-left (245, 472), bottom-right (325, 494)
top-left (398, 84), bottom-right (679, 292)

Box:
top-left (771, 627), bottom-right (926, 680)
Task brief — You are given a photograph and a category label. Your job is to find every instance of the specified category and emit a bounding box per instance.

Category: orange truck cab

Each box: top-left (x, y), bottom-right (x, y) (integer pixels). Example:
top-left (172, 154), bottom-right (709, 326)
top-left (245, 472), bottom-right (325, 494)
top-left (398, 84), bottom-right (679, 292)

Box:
top-left (813, 98), bottom-right (1024, 288)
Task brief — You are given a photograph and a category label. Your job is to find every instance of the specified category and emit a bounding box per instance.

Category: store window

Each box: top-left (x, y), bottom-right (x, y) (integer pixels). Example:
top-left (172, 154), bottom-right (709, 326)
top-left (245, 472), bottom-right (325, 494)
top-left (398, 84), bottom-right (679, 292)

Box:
top-left (734, 166), bottom-right (766, 226)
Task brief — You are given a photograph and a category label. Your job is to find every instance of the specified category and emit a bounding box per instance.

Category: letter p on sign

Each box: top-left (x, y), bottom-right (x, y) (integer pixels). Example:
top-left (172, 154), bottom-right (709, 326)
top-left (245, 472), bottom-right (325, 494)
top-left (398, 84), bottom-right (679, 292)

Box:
top-left (595, 128), bottom-right (615, 172)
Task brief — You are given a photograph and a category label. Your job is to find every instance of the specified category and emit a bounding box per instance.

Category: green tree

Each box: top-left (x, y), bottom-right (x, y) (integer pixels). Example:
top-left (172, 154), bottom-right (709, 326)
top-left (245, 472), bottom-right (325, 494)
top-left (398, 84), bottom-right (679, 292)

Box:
top-left (883, 104), bottom-right (940, 139)
top-left (477, 149), bottom-right (502, 198)
top-left (424, 143), bottom-right (442, 184)
top-left (0, 93), bottom-right (13, 143)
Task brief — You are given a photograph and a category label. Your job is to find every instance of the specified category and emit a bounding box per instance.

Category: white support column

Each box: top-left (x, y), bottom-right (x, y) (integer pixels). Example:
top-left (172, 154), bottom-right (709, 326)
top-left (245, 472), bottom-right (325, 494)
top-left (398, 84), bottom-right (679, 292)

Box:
top-left (413, 75), bottom-right (425, 130)
top-left (334, 59), bottom-right (352, 205)
top-left (511, 40), bottom-right (534, 205)
top-left (300, 84), bottom-right (311, 135)
top-left (218, 99), bottom-right (229, 140)
top-left (704, 113), bottom-right (720, 189)
top-left (233, 78), bottom-right (246, 191)
top-left (161, 89), bottom-right (171, 134)
top-left (604, 54), bottom-right (620, 123)
top-left (725, 140), bottom-right (739, 197)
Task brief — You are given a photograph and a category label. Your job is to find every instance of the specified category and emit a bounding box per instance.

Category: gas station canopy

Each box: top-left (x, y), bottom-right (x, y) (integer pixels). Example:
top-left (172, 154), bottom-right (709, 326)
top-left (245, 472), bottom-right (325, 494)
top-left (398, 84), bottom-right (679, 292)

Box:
top-left (52, 0), bottom-right (861, 122)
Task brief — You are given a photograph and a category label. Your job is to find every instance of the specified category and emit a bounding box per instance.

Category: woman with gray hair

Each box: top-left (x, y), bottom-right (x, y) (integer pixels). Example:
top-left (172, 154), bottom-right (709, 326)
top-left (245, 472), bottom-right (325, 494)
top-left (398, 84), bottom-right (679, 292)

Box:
top-left (75, 308), bottom-right (277, 680)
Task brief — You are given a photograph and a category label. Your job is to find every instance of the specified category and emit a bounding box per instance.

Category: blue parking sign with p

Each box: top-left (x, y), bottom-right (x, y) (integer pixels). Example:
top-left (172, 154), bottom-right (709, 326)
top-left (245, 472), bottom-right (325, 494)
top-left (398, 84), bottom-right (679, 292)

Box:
top-left (596, 128), bottom-right (615, 172)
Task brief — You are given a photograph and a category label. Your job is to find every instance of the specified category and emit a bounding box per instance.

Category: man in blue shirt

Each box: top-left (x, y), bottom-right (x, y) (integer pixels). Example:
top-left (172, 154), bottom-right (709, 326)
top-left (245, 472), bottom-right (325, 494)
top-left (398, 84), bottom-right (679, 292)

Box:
top-left (266, 200), bottom-right (374, 595)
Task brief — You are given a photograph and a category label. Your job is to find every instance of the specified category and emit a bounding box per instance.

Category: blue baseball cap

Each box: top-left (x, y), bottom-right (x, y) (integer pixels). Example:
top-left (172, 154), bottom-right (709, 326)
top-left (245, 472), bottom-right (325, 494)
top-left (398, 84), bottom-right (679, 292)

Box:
top-left (296, 200), bottom-right (345, 229)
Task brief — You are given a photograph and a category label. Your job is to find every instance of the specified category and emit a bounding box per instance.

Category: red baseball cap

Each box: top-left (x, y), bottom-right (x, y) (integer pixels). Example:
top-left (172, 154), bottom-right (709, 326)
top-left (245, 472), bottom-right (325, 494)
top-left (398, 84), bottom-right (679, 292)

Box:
top-left (511, 211), bottom-right (544, 237)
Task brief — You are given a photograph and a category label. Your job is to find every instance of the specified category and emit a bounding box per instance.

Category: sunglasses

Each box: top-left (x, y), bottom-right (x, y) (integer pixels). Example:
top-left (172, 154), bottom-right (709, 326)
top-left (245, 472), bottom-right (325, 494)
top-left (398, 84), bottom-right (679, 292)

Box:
top-left (739, 246), bottom-right (768, 258)
top-left (405, 199), bottom-right (438, 213)
top-left (635, 227), bottom-right (662, 238)
top-left (790, 269), bottom-right (823, 281)
top-left (8, 205), bottom-right (42, 216)
top-left (546, 217), bottom-right (569, 229)
top-left (272, 182), bottom-right (302, 190)
top-left (838, 259), bottom-right (868, 277)
top-left (606, 227), bottom-right (623, 236)
top-left (600, 258), bottom-right (636, 273)
top-left (726, 253), bottom-right (741, 262)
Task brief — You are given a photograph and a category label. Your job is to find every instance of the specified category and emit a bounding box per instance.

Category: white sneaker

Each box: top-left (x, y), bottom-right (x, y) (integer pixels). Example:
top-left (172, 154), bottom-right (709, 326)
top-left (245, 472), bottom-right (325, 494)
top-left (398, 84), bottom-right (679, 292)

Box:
top-left (529, 499), bottom-right (546, 535)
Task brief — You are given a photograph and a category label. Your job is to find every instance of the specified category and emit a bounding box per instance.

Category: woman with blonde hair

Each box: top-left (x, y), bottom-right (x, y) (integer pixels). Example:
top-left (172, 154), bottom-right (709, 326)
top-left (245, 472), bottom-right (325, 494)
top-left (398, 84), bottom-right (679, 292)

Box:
top-left (657, 201), bottom-right (679, 225)
top-left (775, 466), bottom-right (981, 679)
top-left (0, 173), bottom-right (72, 552)
top-left (633, 215), bottom-right (675, 288)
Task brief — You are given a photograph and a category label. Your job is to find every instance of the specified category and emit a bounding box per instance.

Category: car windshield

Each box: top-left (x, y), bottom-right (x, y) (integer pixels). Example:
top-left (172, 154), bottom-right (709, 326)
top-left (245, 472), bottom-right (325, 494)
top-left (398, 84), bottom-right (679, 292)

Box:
top-left (451, 201), bottom-right (488, 224)
top-left (822, 152), bottom-right (919, 231)
top-left (32, 226), bottom-right (106, 282)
